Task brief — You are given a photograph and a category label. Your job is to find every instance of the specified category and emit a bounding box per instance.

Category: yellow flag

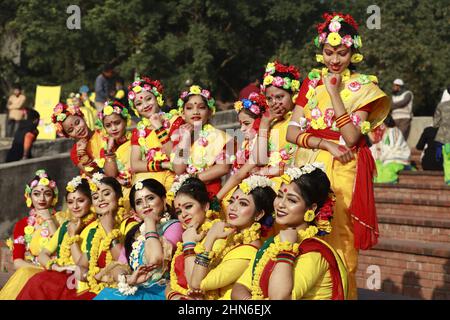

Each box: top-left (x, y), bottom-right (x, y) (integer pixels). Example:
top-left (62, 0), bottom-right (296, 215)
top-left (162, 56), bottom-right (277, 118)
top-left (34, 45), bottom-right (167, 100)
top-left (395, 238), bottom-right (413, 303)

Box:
top-left (35, 85), bottom-right (61, 140)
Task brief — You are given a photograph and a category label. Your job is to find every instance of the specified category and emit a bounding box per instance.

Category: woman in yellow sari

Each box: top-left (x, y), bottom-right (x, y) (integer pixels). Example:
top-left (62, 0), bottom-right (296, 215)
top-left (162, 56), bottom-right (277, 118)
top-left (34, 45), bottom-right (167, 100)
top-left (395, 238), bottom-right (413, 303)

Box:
top-left (286, 12), bottom-right (390, 299)
top-left (253, 61), bottom-right (302, 192)
top-left (95, 99), bottom-right (133, 210)
top-left (128, 76), bottom-right (183, 190)
top-left (0, 170), bottom-right (64, 299)
top-left (171, 85), bottom-right (233, 199)
top-left (52, 102), bottom-right (103, 175)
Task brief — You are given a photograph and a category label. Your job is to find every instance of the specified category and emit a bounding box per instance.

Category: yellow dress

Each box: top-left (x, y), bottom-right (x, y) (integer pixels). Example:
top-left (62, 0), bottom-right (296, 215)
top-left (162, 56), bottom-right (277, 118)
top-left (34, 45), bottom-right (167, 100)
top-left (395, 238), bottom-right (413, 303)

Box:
top-left (71, 130), bottom-right (103, 173)
top-left (200, 241), bottom-right (257, 300)
top-left (0, 211), bottom-right (68, 300)
top-left (132, 115), bottom-right (184, 191)
top-left (237, 236), bottom-right (348, 300)
top-left (292, 69), bottom-right (390, 299)
top-left (77, 218), bottom-right (138, 294)
top-left (266, 112), bottom-right (298, 191)
top-left (81, 106), bottom-right (97, 131)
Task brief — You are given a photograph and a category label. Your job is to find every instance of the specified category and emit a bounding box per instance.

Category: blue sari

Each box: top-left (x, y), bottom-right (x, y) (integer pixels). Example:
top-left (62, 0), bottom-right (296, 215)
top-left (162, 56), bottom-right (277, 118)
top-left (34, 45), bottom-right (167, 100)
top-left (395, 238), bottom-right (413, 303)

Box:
top-left (94, 219), bottom-right (179, 300)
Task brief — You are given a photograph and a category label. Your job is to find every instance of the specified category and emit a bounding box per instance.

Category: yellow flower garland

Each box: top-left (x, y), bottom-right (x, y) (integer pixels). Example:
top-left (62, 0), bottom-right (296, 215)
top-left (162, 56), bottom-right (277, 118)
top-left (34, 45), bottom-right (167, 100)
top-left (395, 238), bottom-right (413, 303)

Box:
top-left (250, 225), bottom-right (318, 299)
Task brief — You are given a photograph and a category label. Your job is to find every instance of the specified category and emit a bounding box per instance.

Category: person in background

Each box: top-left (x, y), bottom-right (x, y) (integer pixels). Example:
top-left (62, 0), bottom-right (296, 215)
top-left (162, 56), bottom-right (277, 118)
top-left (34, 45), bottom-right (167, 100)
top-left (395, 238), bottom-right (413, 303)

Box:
top-left (7, 84), bottom-right (27, 137)
top-left (370, 115), bottom-right (411, 184)
top-left (79, 85), bottom-right (97, 115)
top-left (6, 108), bottom-right (40, 162)
top-left (391, 78), bottom-right (413, 140)
top-left (95, 64), bottom-right (115, 112)
top-left (415, 126), bottom-right (443, 171)
top-left (433, 99), bottom-right (450, 184)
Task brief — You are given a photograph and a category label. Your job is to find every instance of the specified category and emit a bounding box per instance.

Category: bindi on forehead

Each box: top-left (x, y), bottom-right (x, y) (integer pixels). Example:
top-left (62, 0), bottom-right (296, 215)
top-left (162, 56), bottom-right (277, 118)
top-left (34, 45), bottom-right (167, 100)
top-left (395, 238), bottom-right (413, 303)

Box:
top-left (283, 188), bottom-right (288, 193)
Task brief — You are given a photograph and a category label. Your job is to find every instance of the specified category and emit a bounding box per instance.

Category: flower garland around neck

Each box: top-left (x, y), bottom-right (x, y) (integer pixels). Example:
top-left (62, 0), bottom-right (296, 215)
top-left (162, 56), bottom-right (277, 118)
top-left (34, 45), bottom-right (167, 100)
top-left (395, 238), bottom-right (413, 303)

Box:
top-left (54, 210), bottom-right (96, 267)
top-left (15, 208), bottom-right (57, 264)
top-left (297, 68), bottom-right (377, 134)
top-left (250, 225), bottom-right (319, 299)
top-left (186, 123), bottom-right (217, 173)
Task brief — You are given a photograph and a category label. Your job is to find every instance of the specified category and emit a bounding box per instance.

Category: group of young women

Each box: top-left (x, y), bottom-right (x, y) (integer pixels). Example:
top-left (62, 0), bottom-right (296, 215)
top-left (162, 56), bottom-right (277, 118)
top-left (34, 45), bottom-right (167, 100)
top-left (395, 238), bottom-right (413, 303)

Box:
top-left (1, 12), bottom-right (389, 300)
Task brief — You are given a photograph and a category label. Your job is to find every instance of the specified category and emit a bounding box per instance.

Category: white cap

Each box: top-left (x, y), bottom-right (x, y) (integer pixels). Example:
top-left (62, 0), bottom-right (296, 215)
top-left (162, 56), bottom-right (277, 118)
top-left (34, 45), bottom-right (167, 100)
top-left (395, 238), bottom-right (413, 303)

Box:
top-left (393, 79), bottom-right (404, 86)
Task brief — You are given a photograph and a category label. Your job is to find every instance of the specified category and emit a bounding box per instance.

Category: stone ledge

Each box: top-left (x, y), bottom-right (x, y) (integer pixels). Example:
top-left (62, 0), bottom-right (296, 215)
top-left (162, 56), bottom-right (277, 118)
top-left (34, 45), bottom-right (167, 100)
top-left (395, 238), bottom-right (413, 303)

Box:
top-left (378, 215), bottom-right (450, 229)
top-left (375, 197), bottom-right (450, 207)
top-left (374, 183), bottom-right (450, 191)
top-left (372, 238), bottom-right (450, 259)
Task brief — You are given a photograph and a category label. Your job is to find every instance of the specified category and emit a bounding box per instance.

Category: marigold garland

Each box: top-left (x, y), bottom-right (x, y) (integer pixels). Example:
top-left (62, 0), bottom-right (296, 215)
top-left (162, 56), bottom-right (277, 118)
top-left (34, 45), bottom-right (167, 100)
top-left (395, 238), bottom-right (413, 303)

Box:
top-left (250, 225), bottom-right (318, 299)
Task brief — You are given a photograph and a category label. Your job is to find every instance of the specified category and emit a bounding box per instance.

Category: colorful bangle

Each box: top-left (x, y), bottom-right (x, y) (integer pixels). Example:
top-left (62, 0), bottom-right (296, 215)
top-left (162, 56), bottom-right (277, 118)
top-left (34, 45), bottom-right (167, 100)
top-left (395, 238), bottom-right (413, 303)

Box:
top-left (194, 253), bottom-right (211, 267)
top-left (335, 114), bottom-right (352, 128)
top-left (167, 290), bottom-right (182, 300)
top-left (147, 160), bottom-right (163, 172)
top-left (297, 133), bottom-right (311, 148)
top-left (145, 231), bottom-right (159, 240)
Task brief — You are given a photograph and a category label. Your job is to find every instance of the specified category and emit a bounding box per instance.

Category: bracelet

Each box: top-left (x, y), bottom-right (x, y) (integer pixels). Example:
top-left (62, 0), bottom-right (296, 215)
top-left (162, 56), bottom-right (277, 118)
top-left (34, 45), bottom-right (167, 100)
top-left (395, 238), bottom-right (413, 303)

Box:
top-left (335, 114), bottom-right (352, 128)
top-left (145, 231), bottom-right (159, 240)
top-left (276, 251), bottom-right (297, 266)
top-left (156, 127), bottom-right (170, 145)
top-left (167, 290), bottom-right (182, 300)
top-left (147, 160), bottom-right (163, 172)
top-left (297, 133), bottom-right (312, 148)
top-left (317, 138), bottom-right (323, 149)
top-left (66, 235), bottom-right (81, 246)
top-left (183, 242), bottom-right (196, 247)
top-left (194, 253), bottom-right (211, 267)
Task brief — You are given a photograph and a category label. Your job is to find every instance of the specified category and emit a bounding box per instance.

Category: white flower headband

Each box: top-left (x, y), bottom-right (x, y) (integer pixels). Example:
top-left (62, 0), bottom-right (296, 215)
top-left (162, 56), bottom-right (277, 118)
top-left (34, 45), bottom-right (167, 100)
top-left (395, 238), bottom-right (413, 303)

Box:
top-left (281, 163), bottom-right (326, 185)
top-left (166, 174), bottom-right (193, 204)
top-left (134, 180), bottom-right (144, 191)
top-left (238, 175), bottom-right (275, 194)
top-left (88, 172), bottom-right (105, 192)
top-left (66, 175), bottom-right (84, 193)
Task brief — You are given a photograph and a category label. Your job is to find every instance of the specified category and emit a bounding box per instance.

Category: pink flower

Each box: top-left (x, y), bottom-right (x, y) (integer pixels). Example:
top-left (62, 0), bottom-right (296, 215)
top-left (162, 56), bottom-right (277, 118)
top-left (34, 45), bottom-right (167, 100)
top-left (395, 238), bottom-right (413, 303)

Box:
top-left (311, 108), bottom-right (322, 120)
top-left (319, 32), bottom-right (327, 44)
top-left (186, 165), bottom-right (197, 174)
top-left (147, 149), bottom-right (157, 160)
top-left (280, 149), bottom-right (290, 160)
top-left (249, 105), bottom-right (260, 115)
top-left (198, 137), bottom-right (208, 147)
top-left (54, 104), bottom-right (64, 114)
top-left (49, 181), bottom-right (56, 188)
top-left (350, 113), bottom-right (361, 126)
top-left (163, 120), bottom-right (170, 129)
top-left (342, 35), bottom-right (353, 48)
top-left (143, 84), bottom-right (151, 91)
top-left (201, 89), bottom-right (210, 99)
top-left (40, 229), bottom-right (49, 238)
top-left (248, 92), bottom-right (259, 100)
top-left (309, 79), bottom-right (319, 88)
top-left (324, 108), bottom-right (335, 119)
top-left (180, 91), bottom-right (189, 99)
top-left (128, 91), bottom-right (136, 100)
top-left (348, 81), bottom-right (361, 92)
top-left (138, 130), bottom-right (146, 137)
top-left (113, 107), bottom-right (121, 114)
top-left (30, 180), bottom-right (39, 188)
top-left (272, 76), bottom-right (284, 87)
top-left (27, 216), bottom-right (36, 226)
top-left (132, 81), bottom-right (140, 87)
top-left (328, 21), bottom-right (341, 33)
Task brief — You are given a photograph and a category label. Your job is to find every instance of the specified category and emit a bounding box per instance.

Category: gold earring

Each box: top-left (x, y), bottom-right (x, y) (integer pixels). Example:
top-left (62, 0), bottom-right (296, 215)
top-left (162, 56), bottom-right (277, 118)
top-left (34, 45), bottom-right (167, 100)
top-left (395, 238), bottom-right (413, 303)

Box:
top-left (304, 209), bottom-right (315, 222)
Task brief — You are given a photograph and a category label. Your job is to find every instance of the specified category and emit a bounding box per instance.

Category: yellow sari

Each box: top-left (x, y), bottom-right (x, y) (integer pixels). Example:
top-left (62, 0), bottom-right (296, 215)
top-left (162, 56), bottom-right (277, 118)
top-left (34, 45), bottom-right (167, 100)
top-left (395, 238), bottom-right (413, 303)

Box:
top-left (293, 68), bottom-right (390, 299)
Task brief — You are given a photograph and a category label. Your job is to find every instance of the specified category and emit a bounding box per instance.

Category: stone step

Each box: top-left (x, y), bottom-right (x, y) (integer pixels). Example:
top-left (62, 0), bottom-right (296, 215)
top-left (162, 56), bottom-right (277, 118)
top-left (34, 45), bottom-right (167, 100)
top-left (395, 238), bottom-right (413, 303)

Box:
top-left (374, 183), bottom-right (450, 203)
top-left (375, 201), bottom-right (449, 220)
top-left (378, 215), bottom-right (450, 244)
top-left (356, 238), bottom-right (450, 300)
top-left (398, 171), bottom-right (446, 187)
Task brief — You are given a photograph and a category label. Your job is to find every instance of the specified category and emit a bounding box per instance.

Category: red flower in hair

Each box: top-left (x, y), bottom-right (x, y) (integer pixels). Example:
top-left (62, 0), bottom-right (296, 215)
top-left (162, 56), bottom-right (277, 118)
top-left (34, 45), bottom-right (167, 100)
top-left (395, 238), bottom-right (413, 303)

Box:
top-left (274, 61), bottom-right (301, 80)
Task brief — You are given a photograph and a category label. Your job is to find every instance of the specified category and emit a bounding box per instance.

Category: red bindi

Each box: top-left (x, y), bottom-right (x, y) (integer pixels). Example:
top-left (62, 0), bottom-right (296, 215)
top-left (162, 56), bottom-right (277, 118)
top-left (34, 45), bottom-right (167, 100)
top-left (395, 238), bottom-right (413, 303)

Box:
top-left (235, 195), bottom-right (239, 199)
top-left (283, 188), bottom-right (288, 193)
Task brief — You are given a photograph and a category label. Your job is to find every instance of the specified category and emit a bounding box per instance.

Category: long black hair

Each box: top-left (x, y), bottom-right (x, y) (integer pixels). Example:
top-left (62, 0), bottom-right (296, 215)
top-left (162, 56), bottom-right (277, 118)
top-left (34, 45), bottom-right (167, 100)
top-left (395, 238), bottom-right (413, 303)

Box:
top-left (292, 167), bottom-right (331, 211)
top-left (249, 186), bottom-right (276, 235)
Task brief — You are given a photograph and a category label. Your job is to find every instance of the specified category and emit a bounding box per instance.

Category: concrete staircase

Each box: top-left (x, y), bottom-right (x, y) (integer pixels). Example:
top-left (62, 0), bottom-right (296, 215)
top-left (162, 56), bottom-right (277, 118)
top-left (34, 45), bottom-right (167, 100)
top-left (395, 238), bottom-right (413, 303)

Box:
top-left (357, 170), bottom-right (450, 300)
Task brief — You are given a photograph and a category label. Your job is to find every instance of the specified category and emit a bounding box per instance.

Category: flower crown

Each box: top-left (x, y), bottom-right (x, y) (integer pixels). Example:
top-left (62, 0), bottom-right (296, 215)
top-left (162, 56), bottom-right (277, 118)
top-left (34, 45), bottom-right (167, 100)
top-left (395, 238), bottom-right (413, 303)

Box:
top-left (314, 13), bottom-right (362, 50)
top-left (24, 169), bottom-right (59, 208)
top-left (262, 61), bottom-right (301, 94)
top-left (51, 102), bottom-right (84, 137)
top-left (88, 172), bottom-right (105, 193)
top-left (234, 92), bottom-right (268, 116)
top-left (66, 175), bottom-right (85, 193)
top-left (314, 192), bottom-right (336, 236)
top-left (95, 100), bottom-right (131, 130)
top-left (280, 162), bottom-right (326, 185)
top-left (166, 174), bottom-right (192, 204)
top-left (128, 76), bottom-right (165, 116)
top-left (177, 85), bottom-right (216, 114)
top-left (238, 175), bottom-right (275, 194)
top-left (134, 180), bottom-right (144, 191)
